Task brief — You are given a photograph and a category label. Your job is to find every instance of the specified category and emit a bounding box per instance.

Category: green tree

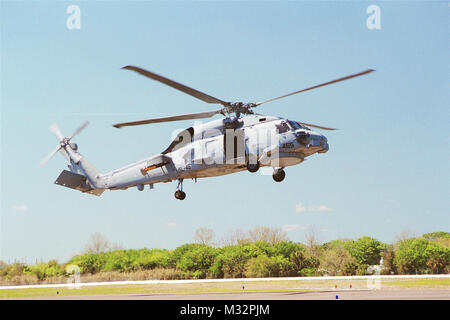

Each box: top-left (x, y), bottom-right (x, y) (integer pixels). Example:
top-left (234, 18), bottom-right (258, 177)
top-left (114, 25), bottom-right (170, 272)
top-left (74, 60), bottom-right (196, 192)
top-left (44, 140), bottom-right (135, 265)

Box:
top-left (322, 239), bottom-right (353, 250)
top-left (424, 242), bottom-right (450, 274)
top-left (394, 238), bottom-right (450, 274)
top-left (422, 232), bottom-right (450, 241)
top-left (381, 245), bottom-right (396, 275)
top-left (210, 246), bottom-right (249, 278)
top-left (347, 236), bottom-right (386, 266)
top-left (273, 241), bottom-right (305, 259)
top-left (290, 247), bottom-right (320, 276)
top-left (319, 247), bottom-right (357, 276)
top-left (244, 255), bottom-right (290, 278)
top-left (176, 244), bottom-right (217, 278)
top-left (422, 232), bottom-right (450, 248)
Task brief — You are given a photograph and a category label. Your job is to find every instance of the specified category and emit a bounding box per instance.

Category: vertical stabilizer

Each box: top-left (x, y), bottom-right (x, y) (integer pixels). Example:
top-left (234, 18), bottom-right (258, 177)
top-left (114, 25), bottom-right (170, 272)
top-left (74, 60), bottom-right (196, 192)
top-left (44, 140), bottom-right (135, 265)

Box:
top-left (41, 122), bottom-right (106, 196)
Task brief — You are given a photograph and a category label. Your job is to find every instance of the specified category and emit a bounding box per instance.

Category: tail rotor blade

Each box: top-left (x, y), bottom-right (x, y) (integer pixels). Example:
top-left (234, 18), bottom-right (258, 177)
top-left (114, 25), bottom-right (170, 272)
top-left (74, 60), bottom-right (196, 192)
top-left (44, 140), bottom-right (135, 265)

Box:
top-left (49, 123), bottom-right (64, 141)
top-left (40, 145), bottom-right (62, 166)
top-left (68, 121), bottom-right (89, 141)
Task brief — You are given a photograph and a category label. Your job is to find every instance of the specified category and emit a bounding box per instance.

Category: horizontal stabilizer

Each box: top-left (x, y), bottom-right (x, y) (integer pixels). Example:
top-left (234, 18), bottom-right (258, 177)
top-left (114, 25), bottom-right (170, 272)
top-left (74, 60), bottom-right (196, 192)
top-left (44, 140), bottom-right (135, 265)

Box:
top-left (54, 170), bottom-right (104, 196)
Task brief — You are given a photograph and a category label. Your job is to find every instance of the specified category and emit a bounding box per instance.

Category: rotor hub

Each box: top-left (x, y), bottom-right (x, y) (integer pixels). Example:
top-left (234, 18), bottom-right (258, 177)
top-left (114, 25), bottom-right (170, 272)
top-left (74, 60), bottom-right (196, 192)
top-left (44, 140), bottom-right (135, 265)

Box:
top-left (225, 102), bottom-right (255, 117)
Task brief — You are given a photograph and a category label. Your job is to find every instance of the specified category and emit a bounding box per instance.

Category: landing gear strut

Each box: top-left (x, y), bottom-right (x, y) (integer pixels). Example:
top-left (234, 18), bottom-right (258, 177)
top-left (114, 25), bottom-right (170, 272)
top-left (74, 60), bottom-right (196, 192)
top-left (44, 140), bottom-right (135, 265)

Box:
top-left (272, 168), bottom-right (285, 182)
top-left (174, 179), bottom-right (186, 200)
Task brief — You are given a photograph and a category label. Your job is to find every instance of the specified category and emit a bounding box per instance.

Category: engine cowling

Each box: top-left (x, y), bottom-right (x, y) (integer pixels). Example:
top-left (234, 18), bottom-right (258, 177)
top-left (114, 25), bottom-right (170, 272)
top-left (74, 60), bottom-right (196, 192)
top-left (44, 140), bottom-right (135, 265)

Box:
top-left (69, 142), bottom-right (78, 150)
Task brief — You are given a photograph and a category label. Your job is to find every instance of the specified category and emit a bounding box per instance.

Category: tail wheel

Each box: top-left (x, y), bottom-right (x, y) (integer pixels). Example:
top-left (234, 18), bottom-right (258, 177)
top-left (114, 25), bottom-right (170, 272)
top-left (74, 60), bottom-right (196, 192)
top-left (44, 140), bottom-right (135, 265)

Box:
top-left (272, 168), bottom-right (285, 182)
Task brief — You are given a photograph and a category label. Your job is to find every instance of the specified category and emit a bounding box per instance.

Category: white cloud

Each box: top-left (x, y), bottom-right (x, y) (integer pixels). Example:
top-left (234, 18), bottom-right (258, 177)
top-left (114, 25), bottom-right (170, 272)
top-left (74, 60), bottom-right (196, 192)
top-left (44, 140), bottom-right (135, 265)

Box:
top-left (295, 203), bottom-right (307, 213)
top-left (295, 203), bottom-right (333, 213)
top-left (281, 224), bottom-right (307, 232)
top-left (12, 204), bottom-right (28, 212)
top-left (282, 224), bottom-right (299, 232)
top-left (315, 205), bottom-right (333, 212)
top-left (319, 227), bottom-right (337, 233)
top-left (166, 222), bottom-right (180, 227)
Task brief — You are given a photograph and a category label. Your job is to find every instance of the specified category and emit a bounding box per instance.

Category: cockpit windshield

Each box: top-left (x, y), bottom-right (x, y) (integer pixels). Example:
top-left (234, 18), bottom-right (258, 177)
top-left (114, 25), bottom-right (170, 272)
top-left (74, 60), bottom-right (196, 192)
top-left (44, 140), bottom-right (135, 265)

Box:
top-left (275, 121), bottom-right (290, 134)
top-left (288, 120), bottom-right (310, 131)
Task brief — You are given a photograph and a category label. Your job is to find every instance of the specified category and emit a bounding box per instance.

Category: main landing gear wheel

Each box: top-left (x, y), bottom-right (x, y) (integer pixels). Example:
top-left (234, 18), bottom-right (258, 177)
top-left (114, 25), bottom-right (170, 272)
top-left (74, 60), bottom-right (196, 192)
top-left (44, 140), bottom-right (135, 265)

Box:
top-left (272, 168), bottom-right (285, 182)
top-left (246, 160), bottom-right (260, 173)
top-left (174, 190), bottom-right (186, 200)
top-left (174, 179), bottom-right (186, 200)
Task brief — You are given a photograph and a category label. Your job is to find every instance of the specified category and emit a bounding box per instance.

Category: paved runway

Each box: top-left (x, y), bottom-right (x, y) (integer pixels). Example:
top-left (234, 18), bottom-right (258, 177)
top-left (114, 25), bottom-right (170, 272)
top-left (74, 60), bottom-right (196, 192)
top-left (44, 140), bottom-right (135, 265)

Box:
top-left (41, 289), bottom-right (450, 300)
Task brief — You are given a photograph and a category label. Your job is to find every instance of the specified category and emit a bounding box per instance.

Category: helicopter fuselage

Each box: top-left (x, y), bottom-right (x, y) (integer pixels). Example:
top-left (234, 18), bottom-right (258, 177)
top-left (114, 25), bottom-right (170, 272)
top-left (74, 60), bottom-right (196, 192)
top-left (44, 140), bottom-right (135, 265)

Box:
top-left (98, 115), bottom-right (328, 192)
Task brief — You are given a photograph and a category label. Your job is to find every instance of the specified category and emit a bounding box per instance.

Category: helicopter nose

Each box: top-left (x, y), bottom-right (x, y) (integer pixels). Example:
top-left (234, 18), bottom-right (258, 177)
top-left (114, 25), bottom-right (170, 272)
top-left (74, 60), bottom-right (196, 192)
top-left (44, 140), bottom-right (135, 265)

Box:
top-left (295, 131), bottom-right (310, 145)
top-left (317, 135), bottom-right (329, 153)
top-left (294, 130), bottom-right (328, 152)
top-left (308, 133), bottom-right (322, 147)
top-left (306, 133), bottom-right (329, 150)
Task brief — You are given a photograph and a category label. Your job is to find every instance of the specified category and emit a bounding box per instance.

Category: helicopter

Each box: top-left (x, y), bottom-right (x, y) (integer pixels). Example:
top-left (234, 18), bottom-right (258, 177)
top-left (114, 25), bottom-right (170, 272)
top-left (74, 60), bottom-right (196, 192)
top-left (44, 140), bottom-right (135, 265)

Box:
top-left (41, 66), bottom-right (374, 199)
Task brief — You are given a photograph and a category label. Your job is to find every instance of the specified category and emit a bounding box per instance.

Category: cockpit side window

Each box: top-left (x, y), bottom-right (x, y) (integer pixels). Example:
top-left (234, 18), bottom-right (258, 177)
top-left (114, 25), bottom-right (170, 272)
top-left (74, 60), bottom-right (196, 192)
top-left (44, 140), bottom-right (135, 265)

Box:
top-left (276, 121), bottom-right (290, 134)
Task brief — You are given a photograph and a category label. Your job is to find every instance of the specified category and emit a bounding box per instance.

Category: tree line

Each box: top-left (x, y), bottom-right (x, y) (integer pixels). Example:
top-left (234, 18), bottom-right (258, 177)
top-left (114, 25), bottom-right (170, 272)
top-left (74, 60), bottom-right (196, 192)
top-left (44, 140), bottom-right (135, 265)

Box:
top-left (0, 229), bottom-right (449, 284)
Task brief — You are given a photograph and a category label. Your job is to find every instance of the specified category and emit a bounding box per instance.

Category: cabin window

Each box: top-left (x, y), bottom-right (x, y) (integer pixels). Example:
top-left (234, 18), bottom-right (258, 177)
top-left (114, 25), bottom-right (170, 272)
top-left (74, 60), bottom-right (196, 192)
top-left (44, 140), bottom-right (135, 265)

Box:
top-left (162, 127), bottom-right (194, 154)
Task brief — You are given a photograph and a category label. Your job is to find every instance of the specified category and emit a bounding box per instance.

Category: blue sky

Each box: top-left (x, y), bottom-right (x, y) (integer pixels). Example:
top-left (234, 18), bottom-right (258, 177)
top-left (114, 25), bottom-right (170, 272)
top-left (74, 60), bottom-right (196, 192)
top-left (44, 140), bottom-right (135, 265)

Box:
top-left (1, 1), bottom-right (448, 263)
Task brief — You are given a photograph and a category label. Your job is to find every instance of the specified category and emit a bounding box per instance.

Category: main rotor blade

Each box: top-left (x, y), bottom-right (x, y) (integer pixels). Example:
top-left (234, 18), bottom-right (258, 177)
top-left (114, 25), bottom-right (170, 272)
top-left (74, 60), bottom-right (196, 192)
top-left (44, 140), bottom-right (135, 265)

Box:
top-left (255, 69), bottom-right (375, 106)
top-left (113, 109), bottom-right (223, 128)
top-left (298, 121), bottom-right (337, 131)
top-left (122, 65), bottom-right (229, 106)
top-left (68, 121), bottom-right (89, 141)
top-left (40, 145), bottom-right (62, 166)
top-left (49, 123), bottom-right (64, 141)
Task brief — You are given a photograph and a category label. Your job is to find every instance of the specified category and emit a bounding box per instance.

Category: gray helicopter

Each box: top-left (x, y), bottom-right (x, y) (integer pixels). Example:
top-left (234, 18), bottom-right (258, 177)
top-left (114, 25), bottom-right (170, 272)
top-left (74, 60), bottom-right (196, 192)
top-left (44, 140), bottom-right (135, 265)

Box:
top-left (42, 66), bottom-right (374, 199)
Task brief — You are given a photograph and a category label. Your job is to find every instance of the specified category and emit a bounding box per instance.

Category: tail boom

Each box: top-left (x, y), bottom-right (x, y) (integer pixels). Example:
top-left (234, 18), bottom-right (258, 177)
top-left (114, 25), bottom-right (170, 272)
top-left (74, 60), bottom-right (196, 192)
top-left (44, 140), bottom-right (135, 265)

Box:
top-left (55, 145), bottom-right (106, 196)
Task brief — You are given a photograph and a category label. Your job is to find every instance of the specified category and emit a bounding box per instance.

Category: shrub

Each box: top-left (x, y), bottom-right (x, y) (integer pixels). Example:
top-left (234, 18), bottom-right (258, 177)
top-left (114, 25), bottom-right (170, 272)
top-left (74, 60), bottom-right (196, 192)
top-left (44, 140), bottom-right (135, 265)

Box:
top-left (3, 263), bottom-right (26, 278)
top-left (134, 249), bottom-right (171, 270)
top-left (67, 253), bottom-right (108, 274)
top-left (244, 255), bottom-right (291, 278)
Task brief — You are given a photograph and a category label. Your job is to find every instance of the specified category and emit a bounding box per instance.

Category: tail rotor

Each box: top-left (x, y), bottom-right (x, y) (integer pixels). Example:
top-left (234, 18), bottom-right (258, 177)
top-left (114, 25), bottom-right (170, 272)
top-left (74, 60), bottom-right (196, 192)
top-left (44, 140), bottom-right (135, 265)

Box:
top-left (40, 121), bottom-right (89, 166)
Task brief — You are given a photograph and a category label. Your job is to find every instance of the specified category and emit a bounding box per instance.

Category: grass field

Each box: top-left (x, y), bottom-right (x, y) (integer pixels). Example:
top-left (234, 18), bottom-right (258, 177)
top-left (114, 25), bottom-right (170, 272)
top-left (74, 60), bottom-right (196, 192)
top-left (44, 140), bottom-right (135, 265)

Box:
top-left (1, 278), bottom-right (449, 299)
